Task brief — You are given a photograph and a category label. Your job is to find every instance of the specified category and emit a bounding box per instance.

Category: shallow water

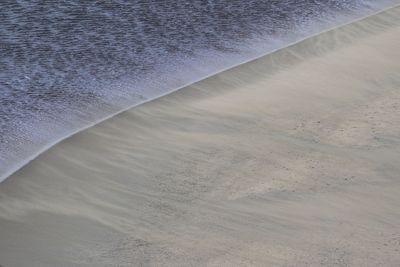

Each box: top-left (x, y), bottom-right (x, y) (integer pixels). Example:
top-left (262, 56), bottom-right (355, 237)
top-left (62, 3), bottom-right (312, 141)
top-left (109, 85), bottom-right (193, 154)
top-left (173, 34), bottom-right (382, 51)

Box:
top-left (0, 0), bottom-right (397, 180)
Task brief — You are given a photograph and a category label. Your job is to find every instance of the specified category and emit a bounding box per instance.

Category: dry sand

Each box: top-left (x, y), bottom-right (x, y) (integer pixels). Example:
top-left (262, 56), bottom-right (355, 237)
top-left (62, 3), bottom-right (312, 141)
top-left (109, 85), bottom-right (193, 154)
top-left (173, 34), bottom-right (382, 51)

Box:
top-left (1, 6), bottom-right (400, 267)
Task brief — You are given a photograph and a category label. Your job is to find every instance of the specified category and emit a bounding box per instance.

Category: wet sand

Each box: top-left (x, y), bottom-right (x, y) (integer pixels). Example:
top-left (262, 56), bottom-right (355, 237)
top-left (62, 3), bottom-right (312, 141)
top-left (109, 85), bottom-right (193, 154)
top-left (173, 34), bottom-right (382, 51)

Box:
top-left (1, 6), bottom-right (400, 267)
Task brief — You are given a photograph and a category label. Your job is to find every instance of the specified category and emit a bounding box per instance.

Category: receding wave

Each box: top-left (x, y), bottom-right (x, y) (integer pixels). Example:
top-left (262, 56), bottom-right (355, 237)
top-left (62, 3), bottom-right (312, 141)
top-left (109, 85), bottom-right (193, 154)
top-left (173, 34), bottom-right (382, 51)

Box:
top-left (0, 0), bottom-right (398, 181)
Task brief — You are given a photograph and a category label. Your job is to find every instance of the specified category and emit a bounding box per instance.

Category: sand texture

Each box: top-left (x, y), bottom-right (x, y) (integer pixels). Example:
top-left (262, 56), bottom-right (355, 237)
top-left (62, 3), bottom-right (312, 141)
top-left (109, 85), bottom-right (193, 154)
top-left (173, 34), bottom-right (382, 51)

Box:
top-left (1, 6), bottom-right (400, 267)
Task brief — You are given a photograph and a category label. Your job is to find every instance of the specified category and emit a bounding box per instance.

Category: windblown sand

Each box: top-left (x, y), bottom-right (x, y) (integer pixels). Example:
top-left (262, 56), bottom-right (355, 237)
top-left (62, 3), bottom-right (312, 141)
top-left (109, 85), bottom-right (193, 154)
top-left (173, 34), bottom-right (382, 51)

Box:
top-left (1, 6), bottom-right (400, 267)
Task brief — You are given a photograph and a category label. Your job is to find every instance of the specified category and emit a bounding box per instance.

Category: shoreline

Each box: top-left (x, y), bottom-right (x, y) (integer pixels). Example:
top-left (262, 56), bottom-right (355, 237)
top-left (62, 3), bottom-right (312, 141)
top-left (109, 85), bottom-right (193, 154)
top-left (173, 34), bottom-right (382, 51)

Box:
top-left (1, 3), bottom-right (399, 183)
top-left (1, 5), bottom-right (400, 266)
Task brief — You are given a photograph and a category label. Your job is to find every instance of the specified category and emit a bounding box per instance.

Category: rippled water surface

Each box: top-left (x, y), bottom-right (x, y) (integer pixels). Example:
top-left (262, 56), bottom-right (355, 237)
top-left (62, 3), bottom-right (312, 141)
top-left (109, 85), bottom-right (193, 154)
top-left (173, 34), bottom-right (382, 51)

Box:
top-left (0, 0), bottom-right (397, 180)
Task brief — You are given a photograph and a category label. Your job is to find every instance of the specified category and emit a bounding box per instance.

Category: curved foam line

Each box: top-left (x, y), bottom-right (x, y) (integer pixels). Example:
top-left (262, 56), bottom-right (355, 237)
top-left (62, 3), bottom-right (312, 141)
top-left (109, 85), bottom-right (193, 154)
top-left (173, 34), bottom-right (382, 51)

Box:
top-left (1, 3), bottom-right (399, 183)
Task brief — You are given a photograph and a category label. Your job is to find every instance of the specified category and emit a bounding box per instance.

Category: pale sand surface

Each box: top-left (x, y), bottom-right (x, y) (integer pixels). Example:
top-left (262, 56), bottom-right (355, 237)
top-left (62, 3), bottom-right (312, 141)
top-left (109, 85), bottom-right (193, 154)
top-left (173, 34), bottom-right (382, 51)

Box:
top-left (1, 6), bottom-right (400, 267)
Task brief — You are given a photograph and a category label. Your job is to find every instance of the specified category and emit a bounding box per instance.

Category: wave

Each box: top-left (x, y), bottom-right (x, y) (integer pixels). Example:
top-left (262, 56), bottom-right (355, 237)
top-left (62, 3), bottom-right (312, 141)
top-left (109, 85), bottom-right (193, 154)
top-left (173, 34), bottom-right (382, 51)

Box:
top-left (0, 0), bottom-right (399, 182)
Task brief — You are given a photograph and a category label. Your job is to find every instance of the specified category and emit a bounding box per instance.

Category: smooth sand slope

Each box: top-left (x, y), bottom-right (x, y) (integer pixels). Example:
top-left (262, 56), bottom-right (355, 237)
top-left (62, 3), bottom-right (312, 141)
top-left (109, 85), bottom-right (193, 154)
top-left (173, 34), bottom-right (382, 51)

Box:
top-left (1, 6), bottom-right (400, 267)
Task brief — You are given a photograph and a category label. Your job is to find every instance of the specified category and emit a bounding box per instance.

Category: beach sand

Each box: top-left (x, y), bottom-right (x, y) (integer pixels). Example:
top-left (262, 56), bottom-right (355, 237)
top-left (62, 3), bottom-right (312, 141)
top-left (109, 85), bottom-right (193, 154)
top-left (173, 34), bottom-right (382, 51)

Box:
top-left (1, 6), bottom-right (400, 267)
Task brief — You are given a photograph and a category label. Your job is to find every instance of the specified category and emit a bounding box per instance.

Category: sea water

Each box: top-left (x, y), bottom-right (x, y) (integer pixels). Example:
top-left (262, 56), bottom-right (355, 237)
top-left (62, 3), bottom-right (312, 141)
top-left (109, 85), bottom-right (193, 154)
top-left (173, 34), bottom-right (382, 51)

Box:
top-left (0, 0), bottom-right (398, 181)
